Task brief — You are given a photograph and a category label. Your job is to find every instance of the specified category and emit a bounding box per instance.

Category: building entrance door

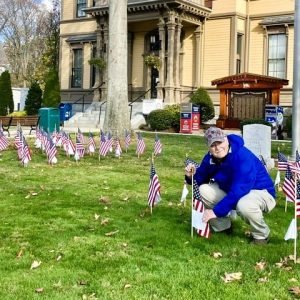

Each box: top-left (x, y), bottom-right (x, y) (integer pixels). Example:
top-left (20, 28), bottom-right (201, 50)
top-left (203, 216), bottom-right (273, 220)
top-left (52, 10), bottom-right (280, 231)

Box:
top-left (150, 68), bottom-right (159, 98)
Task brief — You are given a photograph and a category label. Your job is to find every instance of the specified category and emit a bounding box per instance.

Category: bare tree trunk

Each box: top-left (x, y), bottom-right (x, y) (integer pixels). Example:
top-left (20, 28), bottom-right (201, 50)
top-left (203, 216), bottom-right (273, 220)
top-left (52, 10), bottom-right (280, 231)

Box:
top-left (103, 0), bottom-right (130, 137)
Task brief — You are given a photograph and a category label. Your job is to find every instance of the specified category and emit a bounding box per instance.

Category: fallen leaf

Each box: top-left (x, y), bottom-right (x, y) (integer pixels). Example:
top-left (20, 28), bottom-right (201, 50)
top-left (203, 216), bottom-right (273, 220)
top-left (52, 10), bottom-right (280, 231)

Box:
top-left (101, 218), bottom-right (109, 225)
top-left (78, 280), bottom-right (88, 286)
top-left (289, 278), bottom-right (298, 282)
top-left (25, 194), bottom-right (30, 199)
top-left (30, 192), bottom-right (38, 196)
top-left (255, 261), bottom-right (266, 271)
top-left (105, 230), bottom-right (119, 237)
top-left (289, 286), bottom-right (300, 296)
top-left (122, 243), bottom-right (128, 248)
top-left (221, 272), bottom-right (242, 283)
top-left (82, 293), bottom-right (97, 300)
top-left (104, 206), bottom-right (108, 210)
top-left (244, 230), bottom-right (251, 237)
top-left (122, 196), bottom-right (129, 201)
top-left (35, 287), bottom-right (44, 293)
top-left (168, 202), bottom-right (173, 206)
top-left (16, 249), bottom-right (23, 259)
top-left (99, 196), bottom-right (110, 204)
top-left (212, 252), bottom-right (222, 259)
top-left (103, 187), bottom-right (110, 190)
top-left (257, 277), bottom-right (268, 283)
top-left (94, 213), bottom-right (100, 220)
top-left (124, 284), bottom-right (131, 289)
top-left (56, 255), bottom-right (62, 261)
top-left (30, 260), bottom-right (41, 270)
top-left (40, 185), bottom-right (45, 190)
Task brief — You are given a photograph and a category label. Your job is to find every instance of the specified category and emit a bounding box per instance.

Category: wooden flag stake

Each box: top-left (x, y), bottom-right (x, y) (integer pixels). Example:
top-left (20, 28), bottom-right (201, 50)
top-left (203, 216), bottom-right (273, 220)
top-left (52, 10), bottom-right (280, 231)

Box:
top-left (191, 170), bottom-right (194, 238)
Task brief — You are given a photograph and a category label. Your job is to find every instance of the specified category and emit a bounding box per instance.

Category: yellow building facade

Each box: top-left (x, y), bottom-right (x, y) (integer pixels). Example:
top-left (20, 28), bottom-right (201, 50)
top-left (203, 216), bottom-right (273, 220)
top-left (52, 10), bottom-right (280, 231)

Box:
top-left (59, 0), bottom-right (295, 115)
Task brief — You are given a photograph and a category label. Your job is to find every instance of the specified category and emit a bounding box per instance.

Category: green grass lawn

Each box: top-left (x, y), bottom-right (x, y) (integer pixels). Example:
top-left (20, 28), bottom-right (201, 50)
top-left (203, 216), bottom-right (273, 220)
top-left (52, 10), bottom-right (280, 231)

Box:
top-left (0, 132), bottom-right (299, 300)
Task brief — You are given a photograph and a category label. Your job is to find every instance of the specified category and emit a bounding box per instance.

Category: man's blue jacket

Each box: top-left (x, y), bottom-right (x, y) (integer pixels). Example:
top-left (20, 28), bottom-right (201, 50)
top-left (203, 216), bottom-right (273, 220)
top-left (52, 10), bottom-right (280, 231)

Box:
top-left (187, 134), bottom-right (276, 218)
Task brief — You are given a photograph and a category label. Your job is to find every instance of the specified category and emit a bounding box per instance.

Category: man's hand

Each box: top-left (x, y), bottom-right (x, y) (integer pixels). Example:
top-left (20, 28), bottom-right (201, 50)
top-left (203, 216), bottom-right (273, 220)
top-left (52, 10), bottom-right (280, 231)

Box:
top-left (185, 163), bottom-right (195, 177)
top-left (202, 209), bottom-right (216, 223)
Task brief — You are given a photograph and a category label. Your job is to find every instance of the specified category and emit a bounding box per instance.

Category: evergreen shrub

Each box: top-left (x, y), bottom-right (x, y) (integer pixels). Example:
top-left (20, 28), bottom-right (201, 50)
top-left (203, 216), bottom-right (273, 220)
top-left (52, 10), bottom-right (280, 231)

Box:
top-left (190, 87), bottom-right (215, 123)
top-left (43, 69), bottom-right (61, 107)
top-left (25, 82), bottom-right (42, 115)
top-left (165, 104), bottom-right (180, 132)
top-left (147, 109), bottom-right (174, 131)
top-left (285, 115), bottom-right (292, 138)
top-left (0, 70), bottom-right (14, 115)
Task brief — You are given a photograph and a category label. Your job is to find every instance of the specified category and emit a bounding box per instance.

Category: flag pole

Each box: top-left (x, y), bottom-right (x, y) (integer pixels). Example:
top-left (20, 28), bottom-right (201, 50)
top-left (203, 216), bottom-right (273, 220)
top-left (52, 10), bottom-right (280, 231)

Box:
top-left (294, 174), bottom-right (298, 263)
top-left (185, 153), bottom-right (188, 207)
top-left (191, 170), bottom-right (194, 238)
top-left (150, 153), bottom-right (155, 215)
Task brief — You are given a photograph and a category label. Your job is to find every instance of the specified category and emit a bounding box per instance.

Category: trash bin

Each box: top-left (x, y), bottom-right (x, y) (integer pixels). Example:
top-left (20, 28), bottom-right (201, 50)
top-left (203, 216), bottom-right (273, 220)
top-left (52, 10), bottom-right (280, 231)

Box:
top-left (38, 107), bottom-right (60, 133)
top-left (59, 103), bottom-right (72, 122)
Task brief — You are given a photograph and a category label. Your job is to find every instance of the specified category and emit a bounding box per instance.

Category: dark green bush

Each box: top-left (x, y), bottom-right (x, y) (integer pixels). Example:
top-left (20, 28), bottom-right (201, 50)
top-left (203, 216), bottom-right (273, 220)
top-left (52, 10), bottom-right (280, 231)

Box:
top-left (43, 69), bottom-right (61, 107)
top-left (165, 104), bottom-right (180, 132)
top-left (285, 115), bottom-right (292, 138)
top-left (147, 109), bottom-right (174, 131)
top-left (25, 81), bottom-right (42, 115)
top-left (240, 118), bottom-right (272, 133)
top-left (190, 87), bottom-right (215, 123)
top-left (0, 70), bottom-right (14, 115)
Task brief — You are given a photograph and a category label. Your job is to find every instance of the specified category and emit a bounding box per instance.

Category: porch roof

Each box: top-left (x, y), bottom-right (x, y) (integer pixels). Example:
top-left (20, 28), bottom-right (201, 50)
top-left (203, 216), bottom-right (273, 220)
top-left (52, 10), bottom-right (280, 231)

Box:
top-left (211, 72), bottom-right (289, 87)
top-left (84, 0), bottom-right (211, 18)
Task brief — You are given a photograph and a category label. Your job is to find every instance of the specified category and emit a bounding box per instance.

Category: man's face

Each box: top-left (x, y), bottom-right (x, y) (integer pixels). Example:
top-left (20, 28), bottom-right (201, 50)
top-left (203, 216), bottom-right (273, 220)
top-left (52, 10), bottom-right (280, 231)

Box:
top-left (209, 138), bottom-right (229, 159)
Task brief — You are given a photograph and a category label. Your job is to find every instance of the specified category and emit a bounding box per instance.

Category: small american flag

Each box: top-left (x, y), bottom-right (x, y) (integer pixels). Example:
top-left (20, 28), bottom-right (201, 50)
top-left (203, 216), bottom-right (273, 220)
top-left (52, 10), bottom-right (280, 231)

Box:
top-left (295, 150), bottom-right (300, 169)
top-left (66, 134), bottom-right (75, 156)
top-left (185, 157), bottom-right (200, 169)
top-left (282, 164), bottom-right (295, 202)
top-left (192, 179), bottom-right (210, 238)
top-left (148, 162), bottom-right (161, 207)
top-left (47, 138), bottom-right (57, 164)
top-left (75, 135), bottom-right (85, 158)
top-left (99, 132), bottom-right (109, 157)
top-left (87, 131), bottom-right (96, 154)
top-left (114, 138), bottom-right (122, 157)
top-left (278, 152), bottom-right (288, 171)
top-left (20, 136), bottom-right (31, 166)
top-left (136, 132), bottom-right (146, 156)
top-left (297, 178), bottom-right (300, 217)
top-left (125, 129), bottom-right (131, 151)
top-left (0, 130), bottom-right (9, 151)
top-left (154, 133), bottom-right (162, 156)
top-left (77, 128), bottom-right (85, 144)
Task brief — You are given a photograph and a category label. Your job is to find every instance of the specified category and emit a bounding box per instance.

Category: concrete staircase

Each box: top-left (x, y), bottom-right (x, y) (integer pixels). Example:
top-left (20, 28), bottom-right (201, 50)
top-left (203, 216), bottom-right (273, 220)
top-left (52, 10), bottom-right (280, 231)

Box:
top-left (63, 101), bottom-right (146, 133)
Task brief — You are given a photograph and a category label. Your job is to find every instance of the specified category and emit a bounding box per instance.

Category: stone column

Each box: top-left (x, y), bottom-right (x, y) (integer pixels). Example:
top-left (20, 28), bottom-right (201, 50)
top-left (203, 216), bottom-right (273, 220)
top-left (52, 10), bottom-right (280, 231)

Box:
top-left (92, 19), bottom-right (102, 102)
top-left (127, 32), bottom-right (133, 85)
top-left (102, 19), bottom-right (109, 101)
top-left (157, 17), bottom-right (165, 100)
top-left (194, 25), bottom-right (203, 88)
top-left (164, 12), bottom-right (176, 103)
top-left (174, 19), bottom-right (182, 103)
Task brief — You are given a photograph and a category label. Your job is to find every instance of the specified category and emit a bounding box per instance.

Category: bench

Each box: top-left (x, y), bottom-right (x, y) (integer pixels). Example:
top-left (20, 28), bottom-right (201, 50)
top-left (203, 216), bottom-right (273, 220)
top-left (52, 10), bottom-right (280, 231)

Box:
top-left (0, 116), bottom-right (12, 135)
top-left (0, 115), bottom-right (40, 136)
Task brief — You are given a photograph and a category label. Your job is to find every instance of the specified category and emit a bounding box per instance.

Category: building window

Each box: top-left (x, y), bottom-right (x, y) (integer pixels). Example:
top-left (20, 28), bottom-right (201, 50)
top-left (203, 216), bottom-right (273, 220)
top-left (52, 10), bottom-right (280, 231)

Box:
top-left (236, 33), bottom-right (243, 74)
top-left (76, 0), bottom-right (86, 18)
top-left (71, 48), bottom-right (83, 88)
top-left (268, 34), bottom-right (286, 79)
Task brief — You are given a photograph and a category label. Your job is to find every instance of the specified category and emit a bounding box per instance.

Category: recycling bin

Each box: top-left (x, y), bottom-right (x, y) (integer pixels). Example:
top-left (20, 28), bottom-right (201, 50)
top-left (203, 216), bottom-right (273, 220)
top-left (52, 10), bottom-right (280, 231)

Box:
top-left (38, 107), bottom-right (60, 133)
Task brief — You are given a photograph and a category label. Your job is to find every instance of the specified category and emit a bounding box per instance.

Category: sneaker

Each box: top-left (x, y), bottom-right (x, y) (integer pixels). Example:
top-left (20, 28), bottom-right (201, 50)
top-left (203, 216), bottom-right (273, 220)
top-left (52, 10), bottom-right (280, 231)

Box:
top-left (250, 237), bottom-right (269, 245)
